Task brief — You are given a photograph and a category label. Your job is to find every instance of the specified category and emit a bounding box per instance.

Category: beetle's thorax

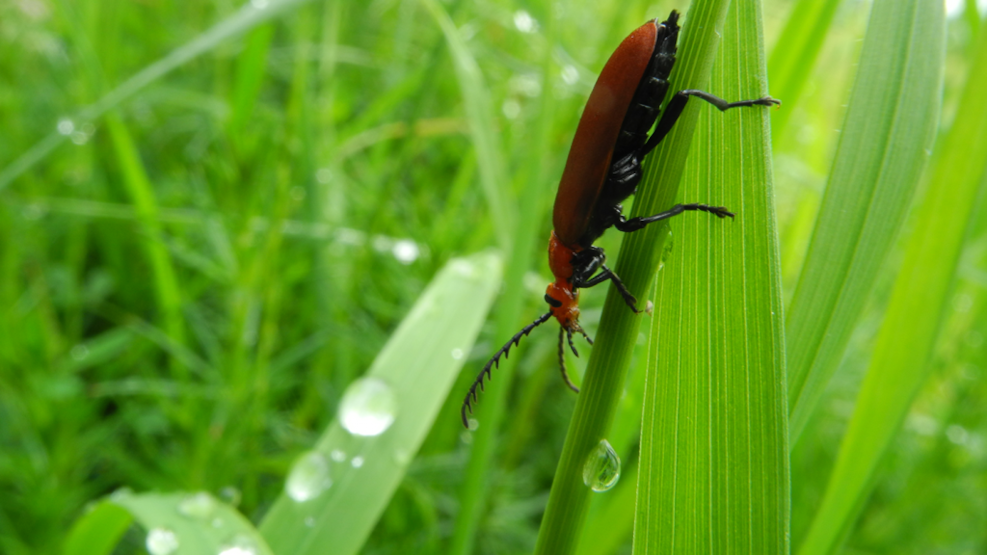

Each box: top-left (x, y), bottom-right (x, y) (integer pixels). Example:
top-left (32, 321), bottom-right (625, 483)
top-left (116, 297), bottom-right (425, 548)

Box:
top-left (548, 230), bottom-right (580, 280)
top-left (547, 230), bottom-right (582, 329)
top-left (545, 280), bottom-right (580, 329)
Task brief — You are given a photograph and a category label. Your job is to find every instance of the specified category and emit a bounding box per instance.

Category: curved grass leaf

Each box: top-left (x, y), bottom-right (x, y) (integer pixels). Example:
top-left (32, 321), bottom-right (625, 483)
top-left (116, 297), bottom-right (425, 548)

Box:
top-left (66, 491), bottom-right (272, 555)
top-left (533, 1), bottom-right (784, 552)
top-left (785, 0), bottom-right (944, 442)
top-left (259, 253), bottom-right (502, 555)
top-left (634, 1), bottom-right (788, 552)
top-left (0, 0), bottom-right (315, 192)
top-left (798, 7), bottom-right (984, 554)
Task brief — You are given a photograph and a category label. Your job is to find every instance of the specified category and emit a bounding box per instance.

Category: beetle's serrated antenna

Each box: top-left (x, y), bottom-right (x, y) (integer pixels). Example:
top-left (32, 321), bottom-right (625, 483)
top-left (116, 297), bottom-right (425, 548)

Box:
top-left (557, 326), bottom-right (581, 394)
top-left (461, 311), bottom-right (553, 428)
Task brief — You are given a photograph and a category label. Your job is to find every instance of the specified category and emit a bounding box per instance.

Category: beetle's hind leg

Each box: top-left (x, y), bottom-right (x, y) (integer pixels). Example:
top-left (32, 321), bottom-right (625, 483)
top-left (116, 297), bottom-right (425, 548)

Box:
top-left (641, 90), bottom-right (780, 157)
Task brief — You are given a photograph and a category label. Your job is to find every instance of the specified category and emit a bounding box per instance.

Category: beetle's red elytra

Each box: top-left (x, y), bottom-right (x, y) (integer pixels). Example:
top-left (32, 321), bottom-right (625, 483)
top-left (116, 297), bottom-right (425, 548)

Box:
top-left (461, 10), bottom-right (779, 428)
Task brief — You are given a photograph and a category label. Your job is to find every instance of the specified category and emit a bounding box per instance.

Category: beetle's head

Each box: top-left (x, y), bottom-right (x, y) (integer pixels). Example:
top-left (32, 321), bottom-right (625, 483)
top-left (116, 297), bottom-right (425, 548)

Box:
top-left (545, 281), bottom-right (580, 330)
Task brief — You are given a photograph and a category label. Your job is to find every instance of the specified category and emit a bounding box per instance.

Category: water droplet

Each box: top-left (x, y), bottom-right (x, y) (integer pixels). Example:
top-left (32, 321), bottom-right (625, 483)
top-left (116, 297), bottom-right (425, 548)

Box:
top-left (70, 131), bottom-right (89, 145)
top-left (330, 449), bottom-right (346, 462)
top-left (249, 0), bottom-right (268, 9)
top-left (177, 492), bottom-right (217, 519)
top-left (513, 10), bottom-right (538, 33)
top-left (502, 99), bottom-right (521, 119)
top-left (583, 439), bottom-right (620, 492)
top-left (219, 486), bottom-right (241, 507)
top-left (449, 259), bottom-right (475, 278)
top-left (22, 203), bottom-right (45, 220)
top-left (372, 236), bottom-right (392, 253)
top-left (947, 424), bottom-right (969, 445)
top-left (70, 344), bottom-right (89, 361)
top-left (286, 451), bottom-right (332, 502)
top-left (954, 293), bottom-right (973, 313)
top-left (394, 449), bottom-right (410, 465)
top-left (451, 348), bottom-right (464, 360)
top-left (218, 534), bottom-right (258, 555)
top-left (146, 528), bottom-right (179, 555)
top-left (392, 239), bottom-right (419, 264)
top-left (339, 377), bottom-right (397, 436)
top-left (110, 486), bottom-right (133, 501)
top-left (644, 300), bottom-right (654, 315)
top-left (660, 231), bottom-right (674, 266)
top-left (57, 118), bottom-right (75, 135)
top-left (351, 456), bottom-right (364, 468)
top-left (561, 65), bottom-right (578, 85)
top-left (467, 418), bottom-right (479, 431)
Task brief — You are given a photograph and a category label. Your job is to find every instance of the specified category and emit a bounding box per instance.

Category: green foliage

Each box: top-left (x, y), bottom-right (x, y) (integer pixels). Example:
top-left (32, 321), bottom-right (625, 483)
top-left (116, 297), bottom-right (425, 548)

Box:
top-left (1, 0), bottom-right (984, 554)
top-left (634, 1), bottom-right (787, 552)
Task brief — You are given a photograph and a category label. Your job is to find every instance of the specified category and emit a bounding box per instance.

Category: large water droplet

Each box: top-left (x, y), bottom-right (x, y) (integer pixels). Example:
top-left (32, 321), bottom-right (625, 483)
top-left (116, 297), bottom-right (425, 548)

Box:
top-left (218, 534), bottom-right (258, 555)
top-left (146, 527), bottom-right (179, 555)
top-left (582, 439), bottom-right (620, 492)
top-left (392, 239), bottom-right (420, 264)
top-left (57, 118), bottom-right (75, 135)
top-left (219, 486), bottom-right (241, 507)
top-left (177, 492), bottom-right (217, 519)
top-left (339, 377), bottom-right (397, 436)
top-left (109, 486), bottom-right (133, 501)
top-left (286, 451), bottom-right (332, 502)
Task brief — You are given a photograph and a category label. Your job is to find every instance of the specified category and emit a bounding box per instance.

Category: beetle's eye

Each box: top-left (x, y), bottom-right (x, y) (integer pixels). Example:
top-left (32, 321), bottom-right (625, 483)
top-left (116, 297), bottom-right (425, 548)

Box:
top-left (544, 294), bottom-right (563, 308)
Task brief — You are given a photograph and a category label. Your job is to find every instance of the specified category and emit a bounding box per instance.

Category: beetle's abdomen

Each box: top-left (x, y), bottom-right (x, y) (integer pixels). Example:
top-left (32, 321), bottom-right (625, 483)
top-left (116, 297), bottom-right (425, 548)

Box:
top-left (551, 20), bottom-right (659, 248)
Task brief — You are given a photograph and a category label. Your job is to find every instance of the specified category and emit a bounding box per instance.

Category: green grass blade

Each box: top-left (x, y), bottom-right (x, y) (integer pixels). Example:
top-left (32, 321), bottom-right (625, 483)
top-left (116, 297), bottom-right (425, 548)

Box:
top-left (70, 491), bottom-right (273, 555)
top-left (533, 1), bottom-right (779, 553)
top-left (785, 0), bottom-right (944, 442)
top-left (420, 0), bottom-right (514, 250)
top-left (766, 0), bottom-right (844, 139)
top-left (105, 113), bottom-right (187, 368)
top-left (259, 253), bottom-right (502, 555)
top-left (0, 0), bottom-right (314, 192)
top-left (634, 1), bottom-right (788, 552)
top-left (63, 502), bottom-right (132, 555)
top-left (798, 9), bottom-right (984, 555)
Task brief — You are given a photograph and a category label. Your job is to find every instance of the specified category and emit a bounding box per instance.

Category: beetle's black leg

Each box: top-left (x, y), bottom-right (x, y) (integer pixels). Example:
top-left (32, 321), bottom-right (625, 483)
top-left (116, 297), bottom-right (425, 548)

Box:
top-left (640, 91), bottom-right (780, 157)
top-left (575, 264), bottom-right (640, 313)
top-left (679, 90), bottom-right (781, 112)
top-left (566, 326), bottom-right (579, 357)
top-left (615, 203), bottom-right (734, 233)
top-left (557, 327), bottom-right (580, 393)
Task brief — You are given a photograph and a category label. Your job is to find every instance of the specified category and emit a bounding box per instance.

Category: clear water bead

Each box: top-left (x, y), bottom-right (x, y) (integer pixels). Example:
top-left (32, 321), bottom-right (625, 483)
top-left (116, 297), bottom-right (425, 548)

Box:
top-left (177, 491), bottom-right (216, 519)
top-left (218, 534), bottom-right (258, 555)
top-left (57, 118), bottom-right (75, 135)
top-left (146, 528), bottom-right (179, 555)
top-left (286, 451), bottom-right (332, 502)
top-left (219, 486), bottom-right (241, 507)
top-left (339, 377), bottom-right (397, 436)
top-left (582, 439), bottom-right (621, 492)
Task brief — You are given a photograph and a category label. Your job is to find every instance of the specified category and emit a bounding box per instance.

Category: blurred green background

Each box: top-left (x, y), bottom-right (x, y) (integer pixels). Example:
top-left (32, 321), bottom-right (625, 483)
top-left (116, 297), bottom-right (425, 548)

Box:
top-left (1, 0), bottom-right (984, 553)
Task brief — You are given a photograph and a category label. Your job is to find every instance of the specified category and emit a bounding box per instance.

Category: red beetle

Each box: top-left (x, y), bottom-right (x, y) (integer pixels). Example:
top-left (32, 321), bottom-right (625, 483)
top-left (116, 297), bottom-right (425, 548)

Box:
top-left (462, 11), bottom-right (778, 427)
